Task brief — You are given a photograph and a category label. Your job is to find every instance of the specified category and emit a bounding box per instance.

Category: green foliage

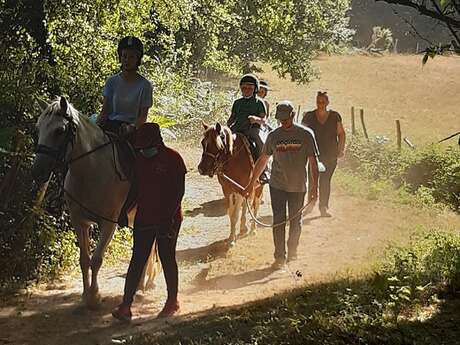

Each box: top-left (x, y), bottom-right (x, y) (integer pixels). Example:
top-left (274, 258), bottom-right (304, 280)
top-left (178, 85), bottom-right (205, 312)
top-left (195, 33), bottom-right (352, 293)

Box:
top-left (144, 63), bottom-right (234, 138)
top-left (128, 229), bottom-right (460, 345)
top-left (0, 164), bottom-right (78, 290)
top-left (343, 136), bottom-right (460, 212)
top-left (0, 0), bottom-right (353, 290)
top-left (376, 230), bottom-right (460, 322)
top-left (180, 0), bottom-right (353, 82)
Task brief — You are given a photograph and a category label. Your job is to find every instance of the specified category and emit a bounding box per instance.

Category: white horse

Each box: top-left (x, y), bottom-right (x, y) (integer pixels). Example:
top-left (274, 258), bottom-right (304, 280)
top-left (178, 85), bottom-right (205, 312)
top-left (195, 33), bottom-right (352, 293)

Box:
top-left (32, 96), bottom-right (158, 308)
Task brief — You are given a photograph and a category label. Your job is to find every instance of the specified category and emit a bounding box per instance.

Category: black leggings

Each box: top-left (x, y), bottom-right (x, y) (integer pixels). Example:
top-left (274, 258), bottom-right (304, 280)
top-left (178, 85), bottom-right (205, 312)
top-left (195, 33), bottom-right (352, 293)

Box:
top-left (122, 224), bottom-right (180, 306)
top-left (309, 159), bottom-right (337, 209)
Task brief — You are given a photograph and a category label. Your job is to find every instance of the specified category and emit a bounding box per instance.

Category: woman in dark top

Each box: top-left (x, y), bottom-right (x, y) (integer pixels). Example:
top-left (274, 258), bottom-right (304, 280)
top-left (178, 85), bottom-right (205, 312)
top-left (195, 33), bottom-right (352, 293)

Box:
top-left (302, 92), bottom-right (346, 217)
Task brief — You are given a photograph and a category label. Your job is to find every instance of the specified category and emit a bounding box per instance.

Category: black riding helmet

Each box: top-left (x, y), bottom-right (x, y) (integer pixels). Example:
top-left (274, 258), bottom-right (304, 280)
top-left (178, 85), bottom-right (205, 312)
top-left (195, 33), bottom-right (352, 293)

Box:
top-left (117, 36), bottom-right (144, 65)
top-left (239, 74), bottom-right (259, 94)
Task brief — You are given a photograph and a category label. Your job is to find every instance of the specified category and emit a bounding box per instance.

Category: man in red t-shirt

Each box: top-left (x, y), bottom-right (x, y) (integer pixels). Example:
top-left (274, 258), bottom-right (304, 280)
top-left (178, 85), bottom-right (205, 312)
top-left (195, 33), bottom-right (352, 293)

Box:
top-left (112, 123), bottom-right (186, 321)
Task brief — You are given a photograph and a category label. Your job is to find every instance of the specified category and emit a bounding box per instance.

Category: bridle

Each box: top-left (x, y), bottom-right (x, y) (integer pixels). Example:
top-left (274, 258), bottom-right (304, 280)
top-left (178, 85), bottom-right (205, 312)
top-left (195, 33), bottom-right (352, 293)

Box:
top-left (35, 111), bottom-right (77, 169)
top-left (34, 110), bottom-right (123, 224)
top-left (201, 131), bottom-right (230, 176)
top-left (35, 111), bottom-right (113, 169)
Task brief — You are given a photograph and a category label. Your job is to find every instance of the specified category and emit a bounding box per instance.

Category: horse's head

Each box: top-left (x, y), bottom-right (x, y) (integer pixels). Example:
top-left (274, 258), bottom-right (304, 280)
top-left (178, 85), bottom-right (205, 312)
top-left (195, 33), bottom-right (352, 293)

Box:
top-left (32, 96), bottom-right (78, 183)
top-left (198, 122), bottom-right (232, 177)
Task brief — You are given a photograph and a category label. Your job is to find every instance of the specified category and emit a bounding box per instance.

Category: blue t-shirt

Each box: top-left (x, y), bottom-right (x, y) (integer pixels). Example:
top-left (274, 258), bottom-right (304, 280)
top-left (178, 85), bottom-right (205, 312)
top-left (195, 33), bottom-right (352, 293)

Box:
top-left (103, 73), bottom-right (153, 124)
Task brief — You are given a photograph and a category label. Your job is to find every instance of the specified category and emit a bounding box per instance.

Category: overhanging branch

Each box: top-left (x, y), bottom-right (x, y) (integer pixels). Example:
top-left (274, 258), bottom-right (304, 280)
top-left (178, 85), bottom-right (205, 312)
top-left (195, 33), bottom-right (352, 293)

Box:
top-left (430, 0), bottom-right (460, 45)
top-left (375, 0), bottom-right (460, 28)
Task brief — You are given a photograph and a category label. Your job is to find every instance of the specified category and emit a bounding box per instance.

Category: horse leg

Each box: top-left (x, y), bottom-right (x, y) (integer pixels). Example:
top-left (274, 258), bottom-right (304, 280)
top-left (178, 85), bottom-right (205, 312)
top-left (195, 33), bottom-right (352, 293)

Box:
top-left (229, 194), bottom-right (244, 245)
top-left (239, 197), bottom-right (249, 237)
top-left (87, 221), bottom-right (116, 309)
top-left (74, 224), bottom-right (91, 303)
top-left (227, 194), bottom-right (238, 245)
top-left (250, 186), bottom-right (264, 234)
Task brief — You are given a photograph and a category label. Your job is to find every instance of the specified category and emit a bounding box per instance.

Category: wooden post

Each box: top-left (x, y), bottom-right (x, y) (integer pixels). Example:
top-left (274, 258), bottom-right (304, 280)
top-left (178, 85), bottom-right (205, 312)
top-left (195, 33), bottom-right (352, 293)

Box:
top-left (351, 106), bottom-right (356, 135)
top-left (393, 38), bottom-right (398, 54)
top-left (396, 120), bottom-right (402, 151)
top-left (296, 105), bottom-right (301, 123)
top-left (416, 42), bottom-right (420, 54)
top-left (359, 108), bottom-right (369, 140)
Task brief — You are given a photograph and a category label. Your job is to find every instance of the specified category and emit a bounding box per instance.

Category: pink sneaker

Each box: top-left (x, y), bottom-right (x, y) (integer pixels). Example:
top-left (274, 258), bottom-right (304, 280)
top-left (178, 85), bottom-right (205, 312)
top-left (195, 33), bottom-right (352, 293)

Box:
top-left (157, 300), bottom-right (180, 319)
top-left (112, 304), bottom-right (132, 322)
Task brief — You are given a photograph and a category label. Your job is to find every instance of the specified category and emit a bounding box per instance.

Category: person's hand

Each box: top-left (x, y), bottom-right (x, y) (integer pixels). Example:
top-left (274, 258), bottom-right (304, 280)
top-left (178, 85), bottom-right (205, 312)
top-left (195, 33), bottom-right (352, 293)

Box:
top-left (96, 115), bottom-right (107, 127)
top-left (242, 182), bottom-right (254, 198)
top-left (248, 116), bottom-right (261, 125)
top-left (120, 123), bottom-right (136, 137)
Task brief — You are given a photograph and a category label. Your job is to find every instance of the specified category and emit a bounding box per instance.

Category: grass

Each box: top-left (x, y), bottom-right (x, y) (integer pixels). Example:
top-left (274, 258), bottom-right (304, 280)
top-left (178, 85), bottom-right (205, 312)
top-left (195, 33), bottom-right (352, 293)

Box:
top-left (333, 169), bottom-right (448, 213)
top-left (127, 227), bottom-right (460, 345)
top-left (257, 54), bottom-right (460, 146)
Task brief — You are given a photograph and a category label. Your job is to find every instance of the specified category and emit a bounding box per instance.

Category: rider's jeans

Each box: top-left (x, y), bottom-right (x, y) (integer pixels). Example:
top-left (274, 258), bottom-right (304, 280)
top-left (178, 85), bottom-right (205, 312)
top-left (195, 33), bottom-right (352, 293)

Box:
top-left (269, 186), bottom-right (306, 260)
top-left (244, 126), bottom-right (263, 161)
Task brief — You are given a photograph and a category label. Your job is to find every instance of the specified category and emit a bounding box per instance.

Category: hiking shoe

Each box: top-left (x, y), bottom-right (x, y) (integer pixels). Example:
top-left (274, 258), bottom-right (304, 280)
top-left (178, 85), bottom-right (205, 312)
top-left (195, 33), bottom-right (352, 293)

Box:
top-left (112, 304), bottom-right (132, 323)
top-left (157, 300), bottom-right (180, 319)
top-left (271, 258), bottom-right (286, 270)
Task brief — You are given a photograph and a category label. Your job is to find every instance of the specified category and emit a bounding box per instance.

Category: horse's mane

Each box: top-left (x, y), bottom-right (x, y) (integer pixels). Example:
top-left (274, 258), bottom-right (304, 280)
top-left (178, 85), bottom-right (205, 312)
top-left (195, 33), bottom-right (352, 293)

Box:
top-left (37, 97), bottom-right (81, 126)
top-left (204, 124), bottom-right (233, 154)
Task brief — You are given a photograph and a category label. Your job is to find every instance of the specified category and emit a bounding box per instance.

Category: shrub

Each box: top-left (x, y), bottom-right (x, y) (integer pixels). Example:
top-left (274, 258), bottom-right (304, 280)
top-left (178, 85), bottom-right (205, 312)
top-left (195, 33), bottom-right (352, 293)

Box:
top-left (343, 136), bottom-right (460, 212)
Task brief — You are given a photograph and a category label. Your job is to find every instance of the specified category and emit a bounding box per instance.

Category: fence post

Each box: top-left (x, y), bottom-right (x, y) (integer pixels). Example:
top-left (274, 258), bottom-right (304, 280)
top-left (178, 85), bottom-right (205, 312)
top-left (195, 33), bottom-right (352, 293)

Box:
top-left (296, 105), bottom-right (301, 123)
top-left (396, 120), bottom-right (402, 151)
top-left (404, 137), bottom-right (415, 149)
top-left (351, 106), bottom-right (356, 135)
top-left (393, 38), bottom-right (398, 54)
top-left (359, 108), bottom-right (369, 140)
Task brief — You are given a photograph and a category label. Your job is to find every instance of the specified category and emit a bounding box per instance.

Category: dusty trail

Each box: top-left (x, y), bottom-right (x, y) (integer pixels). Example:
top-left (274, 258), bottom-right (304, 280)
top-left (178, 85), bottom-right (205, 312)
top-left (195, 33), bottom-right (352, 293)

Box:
top-left (1, 142), bottom-right (458, 345)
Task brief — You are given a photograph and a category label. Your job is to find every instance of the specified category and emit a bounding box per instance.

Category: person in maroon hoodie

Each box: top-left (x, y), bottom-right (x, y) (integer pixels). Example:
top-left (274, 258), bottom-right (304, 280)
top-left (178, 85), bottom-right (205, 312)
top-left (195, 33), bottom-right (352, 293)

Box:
top-left (112, 122), bottom-right (186, 321)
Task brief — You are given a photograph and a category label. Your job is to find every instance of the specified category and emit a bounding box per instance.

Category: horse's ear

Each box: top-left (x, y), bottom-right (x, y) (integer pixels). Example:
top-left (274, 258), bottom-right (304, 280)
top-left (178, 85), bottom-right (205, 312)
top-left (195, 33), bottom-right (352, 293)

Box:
top-left (202, 121), bottom-right (210, 130)
top-left (60, 96), bottom-right (68, 114)
top-left (36, 97), bottom-right (50, 112)
top-left (215, 122), bottom-right (222, 134)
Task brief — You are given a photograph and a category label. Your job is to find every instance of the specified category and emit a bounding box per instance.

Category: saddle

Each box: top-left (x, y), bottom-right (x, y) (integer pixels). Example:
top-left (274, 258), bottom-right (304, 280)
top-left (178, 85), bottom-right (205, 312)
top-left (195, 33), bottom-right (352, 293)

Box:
top-left (104, 131), bottom-right (138, 227)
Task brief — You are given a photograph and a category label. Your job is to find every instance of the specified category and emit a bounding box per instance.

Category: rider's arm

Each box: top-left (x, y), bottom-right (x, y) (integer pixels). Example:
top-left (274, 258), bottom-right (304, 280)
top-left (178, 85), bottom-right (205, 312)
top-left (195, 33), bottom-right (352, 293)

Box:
top-left (248, 115), bottom-right (266, 126)
top-left (97, 96), bottom-right (110, 124)
top-left (135, 107), bottom-right (149, 128)
top-left (243, 154), bottom-right (270, 196)
top-left (248, 100), bottom-right (267, 125)
top-left (308, 156), bottom-right (319, 202)
top-left (227, 112), bottom-right (236, 127)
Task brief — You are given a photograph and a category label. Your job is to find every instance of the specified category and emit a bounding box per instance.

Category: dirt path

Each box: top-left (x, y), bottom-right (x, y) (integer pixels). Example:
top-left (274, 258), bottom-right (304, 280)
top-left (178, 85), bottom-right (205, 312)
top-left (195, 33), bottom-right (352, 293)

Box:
top-left (0, 143), bottom-right (458, 345)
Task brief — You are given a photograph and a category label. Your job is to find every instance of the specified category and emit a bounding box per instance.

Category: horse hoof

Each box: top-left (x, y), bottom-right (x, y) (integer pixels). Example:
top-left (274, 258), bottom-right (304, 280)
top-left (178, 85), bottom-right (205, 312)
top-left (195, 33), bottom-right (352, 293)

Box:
top-left (85, 292), bottom-right (101, 310)
top-left (239, 229), bottom-right (249, 238)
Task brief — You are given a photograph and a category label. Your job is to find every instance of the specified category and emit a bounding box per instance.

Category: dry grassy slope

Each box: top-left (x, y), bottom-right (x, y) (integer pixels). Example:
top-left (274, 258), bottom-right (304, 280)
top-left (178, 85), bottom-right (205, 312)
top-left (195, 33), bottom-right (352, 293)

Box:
top-left (258, 55), bottom-right (460, 145)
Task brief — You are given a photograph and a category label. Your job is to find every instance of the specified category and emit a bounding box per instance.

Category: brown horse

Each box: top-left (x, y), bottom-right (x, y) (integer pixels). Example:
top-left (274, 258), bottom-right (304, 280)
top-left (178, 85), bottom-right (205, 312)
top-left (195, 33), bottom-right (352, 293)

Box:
top-left (198, 122), bottom-right (263, 245)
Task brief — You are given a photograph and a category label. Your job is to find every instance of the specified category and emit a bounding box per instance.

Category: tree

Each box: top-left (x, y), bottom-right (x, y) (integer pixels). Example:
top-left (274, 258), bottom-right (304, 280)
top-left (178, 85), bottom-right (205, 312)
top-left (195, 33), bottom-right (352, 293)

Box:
top-left (176, 0), bottom-right (353, 83)
top-left (375, 0), bottom-right (460, 59)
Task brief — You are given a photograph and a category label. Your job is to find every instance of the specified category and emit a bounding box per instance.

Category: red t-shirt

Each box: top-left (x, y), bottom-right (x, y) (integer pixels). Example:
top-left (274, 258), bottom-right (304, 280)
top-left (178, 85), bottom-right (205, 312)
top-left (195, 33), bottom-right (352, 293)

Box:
top-left (134, 146), bottom-right (187, 226)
